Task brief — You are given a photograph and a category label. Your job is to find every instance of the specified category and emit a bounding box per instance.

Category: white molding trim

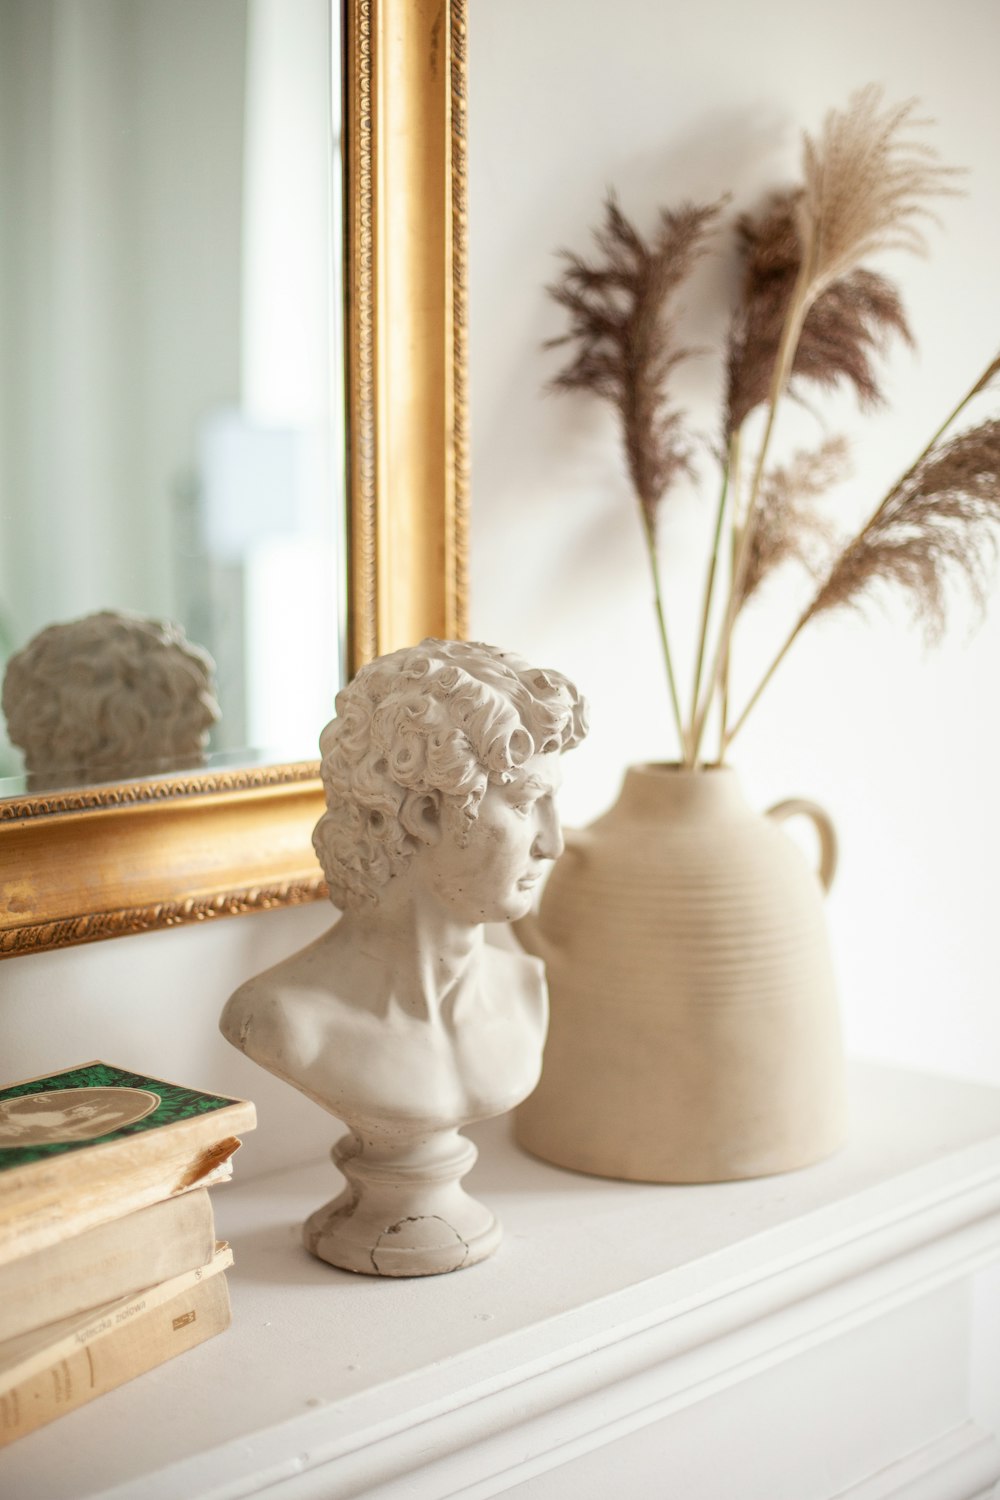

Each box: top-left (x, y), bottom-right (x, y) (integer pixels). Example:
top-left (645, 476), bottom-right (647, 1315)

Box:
top-left (135, 1154), bottom-right (1000, 1500)
top-left (269, 1210), bottom-right (1000, 1499)
top-left (832, 1422), bottom-right (1000, 1500)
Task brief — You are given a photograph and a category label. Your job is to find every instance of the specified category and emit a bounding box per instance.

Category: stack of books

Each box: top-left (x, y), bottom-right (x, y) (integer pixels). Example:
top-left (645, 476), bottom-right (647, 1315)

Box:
top-left (0, 1061), bottom-right (255, 1447)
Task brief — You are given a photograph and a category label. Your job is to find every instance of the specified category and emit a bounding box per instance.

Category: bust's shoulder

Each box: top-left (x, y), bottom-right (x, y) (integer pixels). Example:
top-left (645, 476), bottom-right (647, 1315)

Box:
top-left (219, 969), bottom-right (293, 1060)
top-left (219, 925), bottom-right (343, 1058)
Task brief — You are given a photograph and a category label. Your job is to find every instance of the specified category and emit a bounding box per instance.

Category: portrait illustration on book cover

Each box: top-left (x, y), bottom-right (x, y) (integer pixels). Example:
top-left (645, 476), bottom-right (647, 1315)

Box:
top-left (0, 1087), bottom-right (160, 1146)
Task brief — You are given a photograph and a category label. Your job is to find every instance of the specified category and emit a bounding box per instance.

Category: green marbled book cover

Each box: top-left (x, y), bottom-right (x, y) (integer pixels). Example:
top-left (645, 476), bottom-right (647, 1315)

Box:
top-left (0, 1062), bottom-right (250, 1174)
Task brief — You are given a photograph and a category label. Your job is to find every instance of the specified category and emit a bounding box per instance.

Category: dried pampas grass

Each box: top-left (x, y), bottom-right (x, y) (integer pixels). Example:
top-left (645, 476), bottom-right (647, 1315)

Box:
top-left (547, 193), bottom-right (723, 534)
top-left (740, 437), bottom-right (848, 605)
top-left (797, 86), bottom-right (958, 299)
top-left (692, 86), bottom-right (961, 762)
top-left (725, 192), bottom-right (912, 437)
top-left (544, 87), bottom-right (998, 765)
top-left (810, 419), bottom-right (1000, 638)
top-left (547, 193), bottom-right (724, 752)
top-left (726, 355), bottom-right (1000, 746)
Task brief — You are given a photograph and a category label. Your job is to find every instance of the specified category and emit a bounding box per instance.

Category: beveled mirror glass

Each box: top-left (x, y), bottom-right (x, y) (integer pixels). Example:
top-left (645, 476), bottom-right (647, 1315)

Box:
top-left (0, 0), bottom-right (468, 956)
top-left (0, 0), bottom-right (342, 784)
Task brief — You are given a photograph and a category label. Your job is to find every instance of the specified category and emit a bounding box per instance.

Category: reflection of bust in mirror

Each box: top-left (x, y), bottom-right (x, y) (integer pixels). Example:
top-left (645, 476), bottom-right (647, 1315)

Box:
top-left (220, 639), bottom-right (587, 1276)
top-left (2, 609), bottom-right (220, 788)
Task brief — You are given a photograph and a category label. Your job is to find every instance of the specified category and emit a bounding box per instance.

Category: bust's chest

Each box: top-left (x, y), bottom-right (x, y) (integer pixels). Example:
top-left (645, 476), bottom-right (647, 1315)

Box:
top-left (291, 972), bottom-right (547, 1130)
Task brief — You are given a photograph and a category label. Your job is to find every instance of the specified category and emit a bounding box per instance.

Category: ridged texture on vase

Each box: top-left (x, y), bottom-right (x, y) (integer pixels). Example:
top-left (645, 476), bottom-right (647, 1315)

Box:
top-left (516, 766), bottom-right (847, 1183)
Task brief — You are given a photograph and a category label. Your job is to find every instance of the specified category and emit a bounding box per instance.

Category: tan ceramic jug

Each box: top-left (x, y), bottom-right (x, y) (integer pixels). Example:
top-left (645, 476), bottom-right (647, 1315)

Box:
top-left (516, 764), bottom-right (847, 1182)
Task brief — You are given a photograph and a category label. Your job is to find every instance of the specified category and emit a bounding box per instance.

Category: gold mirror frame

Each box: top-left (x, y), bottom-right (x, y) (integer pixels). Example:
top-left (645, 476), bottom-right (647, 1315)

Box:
top-left (0, 0), bottom-right (468, 959)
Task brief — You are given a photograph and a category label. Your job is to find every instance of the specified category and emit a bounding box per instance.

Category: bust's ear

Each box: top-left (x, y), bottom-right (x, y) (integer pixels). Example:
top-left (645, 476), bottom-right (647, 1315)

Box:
top-left (399, 789), bottom-right (442, 846)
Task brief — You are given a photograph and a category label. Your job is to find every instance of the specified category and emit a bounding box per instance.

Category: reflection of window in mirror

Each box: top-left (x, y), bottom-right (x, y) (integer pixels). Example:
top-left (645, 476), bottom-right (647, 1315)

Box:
top-left (0, 0), bottom-right (343, 789)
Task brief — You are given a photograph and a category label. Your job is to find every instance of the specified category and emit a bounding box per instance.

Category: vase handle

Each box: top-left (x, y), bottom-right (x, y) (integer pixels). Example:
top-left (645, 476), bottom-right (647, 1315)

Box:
top-left (766, 798), bottom-right (838, 893)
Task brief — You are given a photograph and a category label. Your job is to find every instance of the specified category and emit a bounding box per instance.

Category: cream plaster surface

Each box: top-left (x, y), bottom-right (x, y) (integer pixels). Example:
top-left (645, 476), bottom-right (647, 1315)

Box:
top-left (217, 642), bottom-right (583, 1272)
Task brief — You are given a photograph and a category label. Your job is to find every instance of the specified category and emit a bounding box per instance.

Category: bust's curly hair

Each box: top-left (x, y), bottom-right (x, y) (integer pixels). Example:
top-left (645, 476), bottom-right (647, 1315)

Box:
top-left (313, 639), bottom-right (587, 908)
top-left (2, 610), bottom-right (219, 783)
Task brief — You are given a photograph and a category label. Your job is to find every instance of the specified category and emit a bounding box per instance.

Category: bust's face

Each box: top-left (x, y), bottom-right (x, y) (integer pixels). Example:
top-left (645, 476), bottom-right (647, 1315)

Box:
top-left (418, 753), bottom-right (564, 925)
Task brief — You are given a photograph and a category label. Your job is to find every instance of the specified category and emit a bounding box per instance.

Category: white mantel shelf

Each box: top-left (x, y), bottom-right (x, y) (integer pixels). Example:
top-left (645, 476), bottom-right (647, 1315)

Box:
top-left (6, 1062), bottom-right (1000, 1500)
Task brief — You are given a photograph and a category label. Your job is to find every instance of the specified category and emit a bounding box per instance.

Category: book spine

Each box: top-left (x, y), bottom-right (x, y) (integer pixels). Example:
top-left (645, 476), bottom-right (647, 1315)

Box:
top-left (0, 1188), bottom-right (216, 1345)
top-left (0, 1274), bottom-right (231, 1448)
top-left (0, 1140), bottom-right (239, 1269)
top-left (0, 1246), bottom-right (233, 1394)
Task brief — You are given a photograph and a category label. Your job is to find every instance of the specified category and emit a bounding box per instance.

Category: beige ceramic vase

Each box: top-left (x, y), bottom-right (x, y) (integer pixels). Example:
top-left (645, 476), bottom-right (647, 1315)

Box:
top-left (515, 763), bottom-right (847, 1182)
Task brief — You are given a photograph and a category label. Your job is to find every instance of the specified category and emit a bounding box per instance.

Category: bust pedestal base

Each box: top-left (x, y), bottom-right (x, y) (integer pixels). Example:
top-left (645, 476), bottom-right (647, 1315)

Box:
top-left (303, 1128), bottom-right (501, 1276)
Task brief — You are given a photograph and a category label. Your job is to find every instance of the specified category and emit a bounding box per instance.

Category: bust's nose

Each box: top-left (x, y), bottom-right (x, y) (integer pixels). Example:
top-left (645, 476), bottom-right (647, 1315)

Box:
top-left (531, 798), bottom-right (564, 861)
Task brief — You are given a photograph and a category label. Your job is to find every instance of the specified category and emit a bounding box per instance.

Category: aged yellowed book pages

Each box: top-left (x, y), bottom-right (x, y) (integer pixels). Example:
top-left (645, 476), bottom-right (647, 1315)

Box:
top-left (0, 1062), bottom-right (255, 1267)
top-left (0, 1188), bottom-right (216, 1345)
top-left (0, 1244), bottom-right (232, 1394)
top-left (0, 1270), bottom-right (231, 1447)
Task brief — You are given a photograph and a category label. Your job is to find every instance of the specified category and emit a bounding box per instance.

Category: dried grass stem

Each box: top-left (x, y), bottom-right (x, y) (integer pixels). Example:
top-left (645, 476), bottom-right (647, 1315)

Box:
top-left (726, 350), bottom-right (1000, 746)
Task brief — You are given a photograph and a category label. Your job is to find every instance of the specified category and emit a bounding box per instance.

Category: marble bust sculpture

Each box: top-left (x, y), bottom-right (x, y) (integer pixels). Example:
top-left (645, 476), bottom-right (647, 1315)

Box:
top-left (2, 609), bottom-right (219, 786)
top-left (220, 639), bottom-right (587, 1276)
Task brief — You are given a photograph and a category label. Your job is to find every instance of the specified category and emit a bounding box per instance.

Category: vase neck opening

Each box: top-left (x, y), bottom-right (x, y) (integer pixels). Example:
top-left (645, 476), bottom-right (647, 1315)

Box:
top-left (613, 762), bottom-right (747, 819)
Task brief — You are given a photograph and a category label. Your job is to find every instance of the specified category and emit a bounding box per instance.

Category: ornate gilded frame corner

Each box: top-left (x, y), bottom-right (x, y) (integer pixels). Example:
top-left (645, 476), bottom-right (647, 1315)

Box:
top-left (0, 0), bottom-right (468, 959)
top-left (0, 767), bottom-right (327, 958)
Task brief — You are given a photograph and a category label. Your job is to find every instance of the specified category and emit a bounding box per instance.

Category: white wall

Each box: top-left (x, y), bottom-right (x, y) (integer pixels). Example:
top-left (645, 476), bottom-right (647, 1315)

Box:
top-left (0, 904), bottom-right (336, 1180)
top-left (468, 0), bottom-right (1000, 1088)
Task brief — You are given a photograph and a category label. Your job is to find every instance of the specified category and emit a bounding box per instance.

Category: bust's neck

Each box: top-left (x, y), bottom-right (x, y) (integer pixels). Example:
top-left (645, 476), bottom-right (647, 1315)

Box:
top-left (339, 886), bottom-right (484, 1022)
